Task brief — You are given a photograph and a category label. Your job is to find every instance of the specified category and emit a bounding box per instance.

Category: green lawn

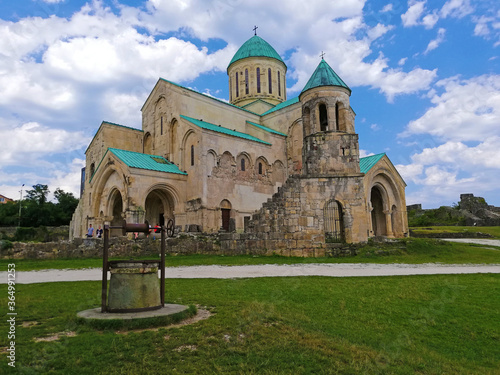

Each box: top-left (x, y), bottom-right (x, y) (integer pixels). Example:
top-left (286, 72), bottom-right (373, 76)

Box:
top-left (2, 238), bottom-right (499, 271)
top-left (1, 274), bottom-right (499, 374)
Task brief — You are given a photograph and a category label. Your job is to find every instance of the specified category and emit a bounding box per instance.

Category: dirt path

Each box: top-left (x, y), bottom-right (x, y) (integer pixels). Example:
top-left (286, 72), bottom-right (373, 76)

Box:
top-left (2, 263), bottom-right (499, 284)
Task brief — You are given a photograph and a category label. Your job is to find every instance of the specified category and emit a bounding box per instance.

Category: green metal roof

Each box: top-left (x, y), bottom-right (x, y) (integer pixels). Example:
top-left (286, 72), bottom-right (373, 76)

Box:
top-left (359, 153), bottom-right (385, 174)
top-left (301, 59), bottom-right (351, 95)
top-left (246, 121), bottom-right (287, 136)
top-left (261, 97), bottom-right (300, 116)
top-left (228, 35), bottom-right (285, 69)
top-left (109, 148), bottom-right (187, 175)
top-left (181, 115), bottom-right (271, 145)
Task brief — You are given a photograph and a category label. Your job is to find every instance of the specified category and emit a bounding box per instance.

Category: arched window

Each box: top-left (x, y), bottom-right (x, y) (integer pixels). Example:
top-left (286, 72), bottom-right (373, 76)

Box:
top-left (241, 158), bottom-right (245, 171)
top-left (268, 68), bottom-right (272, 94)
top-left (190, 145), bottom-right (194, 166)
top-left (278, 71), bottom-right (281, 97)
top-left (236, 72), bottom-right (239, 97)
top-left (324, 200), bottom-right (344, 243)
top-left (258, 162), bottom-right (263, 175)
top-left (335, 103), bottom-right (339, 131)
top-left (256, 67), bottom-right (261, 93)
top-left (319, 104), bottom-right (328, 131)
top-left (89, 163), bottom-right (95, 180)
top-left (229, 76), bottom-right (232, 101)
top-left (245, 69), bottom-right (249, 94)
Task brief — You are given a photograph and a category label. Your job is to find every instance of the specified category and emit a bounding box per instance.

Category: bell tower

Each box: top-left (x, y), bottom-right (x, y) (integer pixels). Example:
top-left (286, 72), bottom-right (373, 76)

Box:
top-left (299, 59), bottom-right (360, 177)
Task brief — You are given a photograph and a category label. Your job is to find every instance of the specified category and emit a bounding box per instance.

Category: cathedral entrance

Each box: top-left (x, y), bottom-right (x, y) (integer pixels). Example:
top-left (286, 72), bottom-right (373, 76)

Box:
top-left (324, 200), bottom-right (344, 243)
top-left (370, 186), bottom-right (387, 236)
top-left (220, 199), bottom-right (232, 232)
top-left (145, 189), bottom-right (174, 228)
top-left (109, 189), bottom-right (123, 237)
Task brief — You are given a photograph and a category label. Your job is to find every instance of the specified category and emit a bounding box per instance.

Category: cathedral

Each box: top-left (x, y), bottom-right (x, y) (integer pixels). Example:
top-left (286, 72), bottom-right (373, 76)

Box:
top-left (70, 34), bottom-right (408, 246)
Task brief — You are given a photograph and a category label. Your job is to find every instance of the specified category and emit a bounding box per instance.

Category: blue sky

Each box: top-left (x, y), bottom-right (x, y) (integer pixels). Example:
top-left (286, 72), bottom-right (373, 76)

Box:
top-left (0, 0), bottom-right (499, 208)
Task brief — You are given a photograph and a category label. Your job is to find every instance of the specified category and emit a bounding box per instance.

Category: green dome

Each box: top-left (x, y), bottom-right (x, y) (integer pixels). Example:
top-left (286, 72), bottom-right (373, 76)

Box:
top-left (228, 35), bottom-right (285, 70)
top-left (301, 59), bottom-right (351, 95)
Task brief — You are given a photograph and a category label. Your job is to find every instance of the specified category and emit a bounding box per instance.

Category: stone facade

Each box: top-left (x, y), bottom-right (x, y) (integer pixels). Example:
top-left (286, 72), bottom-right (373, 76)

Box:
top-left (70, 34), bottom-right (408, 252)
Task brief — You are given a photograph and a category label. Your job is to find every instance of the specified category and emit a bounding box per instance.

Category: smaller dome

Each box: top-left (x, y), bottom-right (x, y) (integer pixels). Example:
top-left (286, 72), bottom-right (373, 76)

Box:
top-left (228, 35), bottom-right (285, 70)
top-left (301, 59), bottom-right (351, 95)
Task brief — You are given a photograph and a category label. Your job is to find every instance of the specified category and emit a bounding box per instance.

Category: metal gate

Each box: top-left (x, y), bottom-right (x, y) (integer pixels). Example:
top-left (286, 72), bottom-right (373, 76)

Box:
top-left (324, 200), bottom-right (344, 243)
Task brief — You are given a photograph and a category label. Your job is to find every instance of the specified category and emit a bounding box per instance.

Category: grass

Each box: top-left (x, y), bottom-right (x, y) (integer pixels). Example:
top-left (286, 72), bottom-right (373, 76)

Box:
top-left (410, 226), bottom-right (500, 239)
top-left (1, 237), bottom-right (499, 271)
top-left (1, 274), bottom-right (499, 374)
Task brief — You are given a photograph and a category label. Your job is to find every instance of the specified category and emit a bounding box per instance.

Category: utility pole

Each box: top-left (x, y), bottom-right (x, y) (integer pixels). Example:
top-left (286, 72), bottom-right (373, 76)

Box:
top-left (18, 184), bottom-right (24, 227)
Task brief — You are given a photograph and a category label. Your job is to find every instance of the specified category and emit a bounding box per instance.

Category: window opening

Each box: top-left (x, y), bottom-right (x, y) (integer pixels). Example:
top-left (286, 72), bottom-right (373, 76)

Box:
top-left (236, 72), bottom-right (239, 97)
top-left (257, 67), bottom-right (261, 93)
top-left (241, 158), bottom-right (246, 171)
top-left (335, 103), bottom-right (339, 131)
top-left (161, 116), bottom-right (163, 135)
top-left (245, 69), bottom-right (249, 94)
top-left (278, 71), bottom-right (281, 97)
top-left (258, 162), bottom-right (263, 175)
top-left (190, 145), bottom-right (194, 166)
top-left (268, 68), bottom-right (272, 94)
top-left (324, 200), bottom-right (344, 243)
top-left (319, 104), bottom-right (328, 131)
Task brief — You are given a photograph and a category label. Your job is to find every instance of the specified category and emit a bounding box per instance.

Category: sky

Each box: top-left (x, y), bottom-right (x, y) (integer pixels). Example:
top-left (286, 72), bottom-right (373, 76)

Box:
top-left (0, 0), bottom-right (499, 208)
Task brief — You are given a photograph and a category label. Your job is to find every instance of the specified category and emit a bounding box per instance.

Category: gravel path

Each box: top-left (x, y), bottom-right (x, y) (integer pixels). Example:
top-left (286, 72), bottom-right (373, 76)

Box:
top-left (3, 263), bottom-right (499, 284)
top-left (441, 238), bottom-right (500, 247)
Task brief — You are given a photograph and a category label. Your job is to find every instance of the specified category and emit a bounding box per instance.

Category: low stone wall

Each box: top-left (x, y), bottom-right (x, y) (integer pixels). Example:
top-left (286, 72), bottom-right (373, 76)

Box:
top-left (219, 232), bottom-right (358, 257)
top-left (0, 231), bottom-right (358, 260)
top-left (409, 230), bottom-right (493, 239)
top-left (0, 233), bottom-right (222, 260)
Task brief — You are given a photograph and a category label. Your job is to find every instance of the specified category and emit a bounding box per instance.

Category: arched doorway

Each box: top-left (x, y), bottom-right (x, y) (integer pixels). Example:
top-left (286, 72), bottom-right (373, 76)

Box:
top-left (109, 189), bottom-right (123, 237)
top-left (324, 200), bottom-right (344, 243)
top-left (145, 189), bottom-right (175, 228)
top-left (220, 199), bottom-right (232, 232)
top-left (371, 186), bottom-right (387, 236)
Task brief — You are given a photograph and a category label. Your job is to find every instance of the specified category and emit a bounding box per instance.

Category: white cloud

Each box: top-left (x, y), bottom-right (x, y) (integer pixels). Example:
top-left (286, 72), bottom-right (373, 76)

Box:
top-left (381, 4), bottom-right (393, 13)
top-left (401, 1), bottom-right (426, 27)
top-left (47, 158), bottom-right (86, 199)
top-left (398, 57), bottom-right (407, 66)
top-left (0, 122), bottom-right (89, 166)
top-left (401, 74), bottom-right (500, 141)
top-left (424, 28), bottom-right (446, 54)
top-left (422, 13), bottom-right (439, 29)
top-left (440, 0), bottom-right (474, 19)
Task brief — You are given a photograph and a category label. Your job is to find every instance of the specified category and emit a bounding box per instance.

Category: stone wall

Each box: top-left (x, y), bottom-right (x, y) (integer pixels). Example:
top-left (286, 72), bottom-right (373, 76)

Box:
top-left (0, 234), bottom-right (221, 260)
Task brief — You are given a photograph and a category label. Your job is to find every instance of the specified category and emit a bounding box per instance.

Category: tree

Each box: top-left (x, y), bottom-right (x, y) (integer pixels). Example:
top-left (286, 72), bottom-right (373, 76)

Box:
top-left (53, 188), bottom-right (79, 225)
top-left (25, 184), bottom-right (49, 205)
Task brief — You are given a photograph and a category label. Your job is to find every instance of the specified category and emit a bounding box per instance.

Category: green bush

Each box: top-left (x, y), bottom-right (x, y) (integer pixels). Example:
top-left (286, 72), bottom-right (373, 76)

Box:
top-left (0, 240), bottom-right (13, 250)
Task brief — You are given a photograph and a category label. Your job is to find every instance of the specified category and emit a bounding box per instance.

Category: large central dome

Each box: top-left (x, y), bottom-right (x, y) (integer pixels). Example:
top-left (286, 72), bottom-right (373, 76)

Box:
top-left (227, 35), bottom-right (285, 70)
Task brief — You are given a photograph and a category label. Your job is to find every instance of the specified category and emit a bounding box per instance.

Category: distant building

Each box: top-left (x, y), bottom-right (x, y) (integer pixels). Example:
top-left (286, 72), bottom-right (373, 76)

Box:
top-left (70, 34), bottom-right (408, 246)
top-left (0, 194), bottom-right (13, 204)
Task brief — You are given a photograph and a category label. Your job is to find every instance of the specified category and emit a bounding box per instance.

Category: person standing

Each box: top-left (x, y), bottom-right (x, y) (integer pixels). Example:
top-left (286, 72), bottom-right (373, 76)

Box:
top-left (96, 225), bottom-right (103, 238)
top-left (86, 224), bottom-right (94, 238)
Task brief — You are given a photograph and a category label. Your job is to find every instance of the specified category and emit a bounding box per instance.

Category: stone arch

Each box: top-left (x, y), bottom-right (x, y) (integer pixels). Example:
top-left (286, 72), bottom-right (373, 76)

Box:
top-left (144, 188), bottom-right (176, 228)
top-left (220, 199), bottom-right (233, 232)
top-left (324, 199), bottom-right (344, 243)
top-left (370, 184), bottom-right (389, 236)
top-left (107, 188), bottom-right (124, 237)
top-left (206, 149), bottom-right (218, 176)
top-left (154, 96), bottom-right (167, 137)
top-left (181, 129), bottom-right (197, 170)
top-left (237, 152), bottom-right (251, 173)
top-left (90, 162), bottom-right (128, 219)
top-left (144, 132), bottom-right (152, 154)
top-left (219, 151), bottom-right (235, 170)
top-left (255, 156), bottom-right (269, 176)
top-left (89, 162), bottom-right (95, 180)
